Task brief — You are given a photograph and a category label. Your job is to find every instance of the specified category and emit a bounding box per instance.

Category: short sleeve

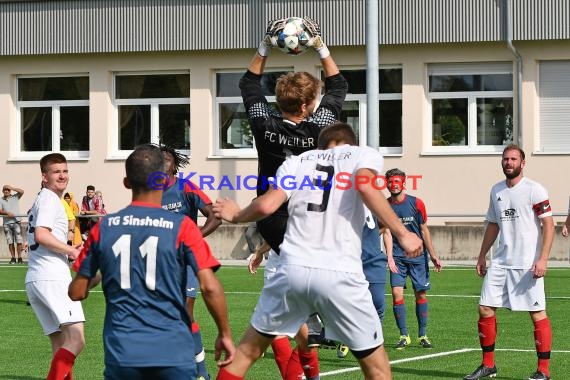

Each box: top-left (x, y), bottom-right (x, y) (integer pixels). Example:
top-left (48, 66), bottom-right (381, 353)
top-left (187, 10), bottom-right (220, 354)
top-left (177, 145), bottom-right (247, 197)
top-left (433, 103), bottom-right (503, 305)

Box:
top-left (485, 193), bottom-right (497, 223)
top-left (415, 197), bottom-right (428, 224)
top-left (36, 195), bottom-right (63, 229)
top-left (276, 155), bottom-right (301, 200)
top-left (531, 183), bottom-right (552, 218)
top-left (354, 147), bottom-right (384, 176)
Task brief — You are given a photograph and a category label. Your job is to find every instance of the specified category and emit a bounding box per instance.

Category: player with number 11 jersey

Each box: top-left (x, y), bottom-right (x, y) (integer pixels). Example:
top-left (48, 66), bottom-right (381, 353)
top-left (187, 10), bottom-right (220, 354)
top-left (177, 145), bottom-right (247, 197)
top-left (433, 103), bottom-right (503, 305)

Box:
top-left (74, 203), bottom-right (220, 372)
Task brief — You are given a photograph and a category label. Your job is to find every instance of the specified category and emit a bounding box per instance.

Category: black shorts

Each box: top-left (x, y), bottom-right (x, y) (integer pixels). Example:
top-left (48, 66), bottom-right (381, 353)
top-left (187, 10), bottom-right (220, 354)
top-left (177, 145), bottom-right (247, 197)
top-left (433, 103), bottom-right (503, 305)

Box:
top-left (257, 212), bottom-right (288, 254)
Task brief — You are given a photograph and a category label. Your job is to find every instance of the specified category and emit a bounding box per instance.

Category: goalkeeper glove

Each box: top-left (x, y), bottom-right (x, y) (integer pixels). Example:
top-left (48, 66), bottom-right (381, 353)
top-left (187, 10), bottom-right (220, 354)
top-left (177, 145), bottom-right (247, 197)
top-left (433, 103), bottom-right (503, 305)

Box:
top-left (257, 18), bottom-right (286, 57)
top-left (303, 17), bottom-right (330, 59)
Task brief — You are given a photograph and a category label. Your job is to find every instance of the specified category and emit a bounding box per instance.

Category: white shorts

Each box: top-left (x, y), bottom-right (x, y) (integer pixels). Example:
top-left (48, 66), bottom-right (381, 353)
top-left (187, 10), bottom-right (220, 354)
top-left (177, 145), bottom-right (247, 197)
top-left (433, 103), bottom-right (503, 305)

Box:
top-left (26, 280), bottom-right (85, 335)
top-left (263, 250), bottom-right (280, 282)
top-left (480, 267), bottom-right (546, 311)
top-left (251, 264), bottom-right (384, 351)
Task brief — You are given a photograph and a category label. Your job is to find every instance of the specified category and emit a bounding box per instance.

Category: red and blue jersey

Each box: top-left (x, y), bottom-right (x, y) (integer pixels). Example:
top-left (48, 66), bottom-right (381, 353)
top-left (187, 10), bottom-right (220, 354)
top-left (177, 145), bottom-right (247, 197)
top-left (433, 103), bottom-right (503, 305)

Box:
top-left (388, 194), bottom-right (428, 259)
top-left (75, 202), bottom-right (220, 367)
top-left (161, 177), bottom-right (212, 223)
top-left (361, 214), bottom-right (388, 284)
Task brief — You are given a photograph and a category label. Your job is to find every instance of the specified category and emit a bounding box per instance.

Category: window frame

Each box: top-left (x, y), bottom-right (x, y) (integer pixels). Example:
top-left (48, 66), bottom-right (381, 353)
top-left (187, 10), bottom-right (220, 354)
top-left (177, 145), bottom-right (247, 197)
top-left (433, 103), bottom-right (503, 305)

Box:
top-left (426, 63), bottom-right (514, 154)
top-left (338, 65), bottom-right (403, 156)
top-left (212, 68), bottom-right (288, 158)
top-left (14, 73), bottom-right (90, 160)
top-left (110, 71), bottom-right (190, 159)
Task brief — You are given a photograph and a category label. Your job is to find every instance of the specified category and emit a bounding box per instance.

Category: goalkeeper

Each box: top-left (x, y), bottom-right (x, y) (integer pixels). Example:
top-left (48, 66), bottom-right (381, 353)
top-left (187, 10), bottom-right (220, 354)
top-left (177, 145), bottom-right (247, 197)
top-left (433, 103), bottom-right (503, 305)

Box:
top-left (235, 17), bottom-right (348, 380)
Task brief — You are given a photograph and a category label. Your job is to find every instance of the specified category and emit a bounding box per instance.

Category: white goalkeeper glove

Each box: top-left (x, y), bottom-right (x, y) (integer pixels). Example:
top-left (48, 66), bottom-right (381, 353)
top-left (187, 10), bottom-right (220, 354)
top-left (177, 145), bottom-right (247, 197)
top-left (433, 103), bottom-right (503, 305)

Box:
top-left (257, 18), bottom-right (286, 57)
top-left (303, 17), bottom-right (330, 59)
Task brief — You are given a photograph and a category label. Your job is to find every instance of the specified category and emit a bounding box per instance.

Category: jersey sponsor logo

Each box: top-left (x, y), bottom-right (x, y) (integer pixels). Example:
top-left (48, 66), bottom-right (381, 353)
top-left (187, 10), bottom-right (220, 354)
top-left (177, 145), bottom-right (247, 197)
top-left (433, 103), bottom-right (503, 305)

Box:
top-left (500, 208), bottom-right (519, 221)
top-left (532, 200), bottom-right (551, 216)
top-left (162, 202), bottom-right (183, 212)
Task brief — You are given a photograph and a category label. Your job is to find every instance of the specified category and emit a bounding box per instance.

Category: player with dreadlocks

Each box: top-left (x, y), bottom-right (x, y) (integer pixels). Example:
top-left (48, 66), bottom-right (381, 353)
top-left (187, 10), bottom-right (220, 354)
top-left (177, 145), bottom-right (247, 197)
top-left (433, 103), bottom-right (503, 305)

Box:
top-left (158, 142), bottom-right (222, 380)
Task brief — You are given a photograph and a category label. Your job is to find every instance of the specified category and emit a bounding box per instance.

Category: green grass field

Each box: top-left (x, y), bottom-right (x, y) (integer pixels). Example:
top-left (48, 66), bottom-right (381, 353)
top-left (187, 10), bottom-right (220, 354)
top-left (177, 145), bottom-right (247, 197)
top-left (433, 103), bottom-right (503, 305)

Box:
top-left (1, 264), bottom-right (569, 379)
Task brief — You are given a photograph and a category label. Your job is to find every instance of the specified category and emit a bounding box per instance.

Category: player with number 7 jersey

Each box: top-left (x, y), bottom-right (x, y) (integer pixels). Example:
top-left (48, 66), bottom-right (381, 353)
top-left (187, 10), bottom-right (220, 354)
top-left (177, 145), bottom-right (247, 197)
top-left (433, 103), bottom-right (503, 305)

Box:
top-left (69, 144), bottom-right (234, 379)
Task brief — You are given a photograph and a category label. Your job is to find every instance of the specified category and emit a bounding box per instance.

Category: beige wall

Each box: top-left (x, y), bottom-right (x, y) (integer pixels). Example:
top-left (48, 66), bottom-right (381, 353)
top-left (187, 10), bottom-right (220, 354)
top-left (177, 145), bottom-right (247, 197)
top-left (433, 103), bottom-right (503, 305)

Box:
top-left (0, 41), bottom-right (569, 229)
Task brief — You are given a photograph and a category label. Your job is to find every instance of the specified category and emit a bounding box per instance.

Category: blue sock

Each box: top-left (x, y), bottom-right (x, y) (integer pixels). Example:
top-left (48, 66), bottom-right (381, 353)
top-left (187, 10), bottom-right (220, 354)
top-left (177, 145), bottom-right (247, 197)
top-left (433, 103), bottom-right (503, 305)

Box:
top-left (192, 322), bottom-right (209, 379)
top-left (416, 299), bottom-right (428, 337)
top-left (393, 300), bottom-right (408, 336)
top-left (369, 282), bottom-right (386, 323)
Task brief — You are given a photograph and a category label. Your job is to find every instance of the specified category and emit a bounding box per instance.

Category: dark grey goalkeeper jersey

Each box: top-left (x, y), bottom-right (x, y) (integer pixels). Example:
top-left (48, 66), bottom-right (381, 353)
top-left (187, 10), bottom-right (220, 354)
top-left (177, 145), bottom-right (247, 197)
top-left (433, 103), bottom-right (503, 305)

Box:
top-left (239, 70), bottom-right (348, 213)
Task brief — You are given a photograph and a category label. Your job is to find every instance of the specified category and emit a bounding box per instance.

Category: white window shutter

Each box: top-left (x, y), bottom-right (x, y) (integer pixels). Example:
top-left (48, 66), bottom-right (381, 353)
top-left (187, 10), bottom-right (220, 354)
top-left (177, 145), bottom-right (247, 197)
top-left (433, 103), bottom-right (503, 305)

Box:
top-left (539, 61), bottom-right (570, 153)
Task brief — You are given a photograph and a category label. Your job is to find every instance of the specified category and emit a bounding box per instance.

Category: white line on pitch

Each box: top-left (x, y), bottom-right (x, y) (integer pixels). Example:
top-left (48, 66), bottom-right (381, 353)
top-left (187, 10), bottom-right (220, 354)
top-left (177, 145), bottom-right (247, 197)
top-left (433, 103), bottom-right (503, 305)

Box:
top-left (319, 348), bottom-right (475, 377)
top-left (2, 289), bottom-right (570, 300)
top-left (318, 347), bottom-right (570, 378)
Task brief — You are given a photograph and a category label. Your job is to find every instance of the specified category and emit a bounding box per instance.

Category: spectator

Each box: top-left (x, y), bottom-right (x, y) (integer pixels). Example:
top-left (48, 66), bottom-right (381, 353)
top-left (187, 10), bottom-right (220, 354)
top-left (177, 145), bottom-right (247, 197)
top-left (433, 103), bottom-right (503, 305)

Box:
top-left (0, 185), bottom-right (25, 264)
top-left (245, 222), bottom-right (263, 261)
top-left (79, 185), bottom-right (103, 238)
top-left (94, 190), bottom-right (107, 215)
top-left (60, 197), bottom-right (77, 247)
top-left (63, 193), bottom-right (82, 246)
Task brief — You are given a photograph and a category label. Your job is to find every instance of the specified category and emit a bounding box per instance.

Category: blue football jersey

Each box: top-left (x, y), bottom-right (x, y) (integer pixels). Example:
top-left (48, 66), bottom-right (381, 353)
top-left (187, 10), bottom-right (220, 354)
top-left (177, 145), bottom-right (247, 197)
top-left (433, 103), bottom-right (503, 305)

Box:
top-left (76, 202), bottom-right (220, 367)
top-left (388, 194), bottom-right (427, 259)
top-left (161, 178), bottom-right (211, 222)
top-left (361, 214), bottom-right (387, 284)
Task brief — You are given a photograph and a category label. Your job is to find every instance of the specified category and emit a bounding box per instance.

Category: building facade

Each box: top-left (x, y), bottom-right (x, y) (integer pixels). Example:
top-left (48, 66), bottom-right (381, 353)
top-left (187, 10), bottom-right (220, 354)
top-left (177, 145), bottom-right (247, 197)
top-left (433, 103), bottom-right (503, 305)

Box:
top-left (1, 0), bottom-right (569, 230)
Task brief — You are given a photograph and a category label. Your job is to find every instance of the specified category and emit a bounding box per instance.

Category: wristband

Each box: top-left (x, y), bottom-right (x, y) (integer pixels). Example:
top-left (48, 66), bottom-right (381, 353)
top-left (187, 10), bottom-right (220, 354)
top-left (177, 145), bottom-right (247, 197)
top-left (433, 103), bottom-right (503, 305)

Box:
top-left (257, 41), bottom-right (271, 57)
top-left (316, 44), bottom-right (330, 60)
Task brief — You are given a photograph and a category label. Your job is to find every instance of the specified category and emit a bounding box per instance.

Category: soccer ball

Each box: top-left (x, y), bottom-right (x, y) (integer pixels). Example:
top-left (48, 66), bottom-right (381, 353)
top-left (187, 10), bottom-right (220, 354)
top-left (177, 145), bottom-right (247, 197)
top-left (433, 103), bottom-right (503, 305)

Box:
top-left (275, 17), bottom-right (312, 55)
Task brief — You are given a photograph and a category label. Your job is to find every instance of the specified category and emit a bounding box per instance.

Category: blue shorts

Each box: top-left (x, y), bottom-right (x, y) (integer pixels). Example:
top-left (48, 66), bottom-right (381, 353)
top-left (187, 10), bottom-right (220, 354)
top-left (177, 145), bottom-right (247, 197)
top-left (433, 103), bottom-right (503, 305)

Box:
top-left (185, 267), bottom-right (199, 299)
top-left (390, 256), bottom-right (431, 292)
top-left (363, 257), bottom-right (388, 285)
top-left (104, 364), bottom-right (196, 380)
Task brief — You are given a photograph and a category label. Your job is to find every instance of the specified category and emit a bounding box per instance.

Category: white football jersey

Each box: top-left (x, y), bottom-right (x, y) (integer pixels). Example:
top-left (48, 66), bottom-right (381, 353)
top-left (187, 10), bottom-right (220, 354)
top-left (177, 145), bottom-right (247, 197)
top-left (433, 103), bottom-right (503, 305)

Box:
top-left (25, 188), bottom-right (72, 283)
top-left (277, 144), bottom-right (384, 273)
top-left (486, 177), bottom-right (552, 269)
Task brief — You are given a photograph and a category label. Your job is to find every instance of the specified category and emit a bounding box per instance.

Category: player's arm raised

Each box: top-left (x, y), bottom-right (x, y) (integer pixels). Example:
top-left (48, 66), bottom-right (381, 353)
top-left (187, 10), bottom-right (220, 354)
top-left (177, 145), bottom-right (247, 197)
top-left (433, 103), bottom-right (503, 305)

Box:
top-left (356, 168), bottom-right (423, 258)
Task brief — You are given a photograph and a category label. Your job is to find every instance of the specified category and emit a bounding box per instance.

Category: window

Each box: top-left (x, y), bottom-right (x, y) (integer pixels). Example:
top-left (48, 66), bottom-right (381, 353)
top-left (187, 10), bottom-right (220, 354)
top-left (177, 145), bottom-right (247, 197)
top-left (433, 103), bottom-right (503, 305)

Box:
top-left (335, 67), bottom-right (403, 155)
top-left (539, 61), bottom-right (570, 153)
top-left (428, 63), bottom-right (513, 153)
top-left (114, 73), bottom-right (190, 153)
top-left (214, 71), bottom-right (287, 156)
top-left (16, 75), bottom-right (89, 158)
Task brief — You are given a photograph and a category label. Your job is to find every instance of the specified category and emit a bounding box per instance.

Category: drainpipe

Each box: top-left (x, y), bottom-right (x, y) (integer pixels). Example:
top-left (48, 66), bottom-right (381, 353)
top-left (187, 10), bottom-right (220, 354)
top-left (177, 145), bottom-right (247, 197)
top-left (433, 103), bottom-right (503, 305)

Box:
top-left (366, 0), bottom-right (379, 149)
top-left (505, 0), bottom-right (523, 145)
